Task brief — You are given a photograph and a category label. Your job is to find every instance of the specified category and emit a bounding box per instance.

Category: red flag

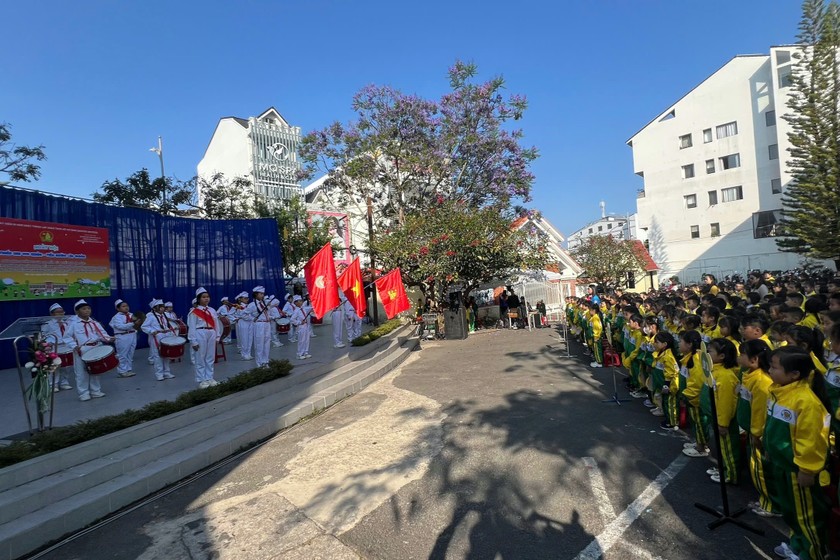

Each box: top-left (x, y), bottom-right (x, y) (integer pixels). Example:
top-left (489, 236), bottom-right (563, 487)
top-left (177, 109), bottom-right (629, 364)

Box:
top-left (374, 268), bottom-right (410, 319)
top-left (303, 243), bottom-right (340, 319)
top-left (337, 257), bottom-right (367, 318)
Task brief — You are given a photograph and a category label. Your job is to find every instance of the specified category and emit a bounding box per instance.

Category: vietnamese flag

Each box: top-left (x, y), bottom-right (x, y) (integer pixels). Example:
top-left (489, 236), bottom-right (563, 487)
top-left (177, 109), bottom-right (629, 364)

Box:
top-left (374, 268), bottom-right (411, 319)
top-left (338, 257), bottom-right (367, 318)
top-left (303, 243), bottom-right (340, 319)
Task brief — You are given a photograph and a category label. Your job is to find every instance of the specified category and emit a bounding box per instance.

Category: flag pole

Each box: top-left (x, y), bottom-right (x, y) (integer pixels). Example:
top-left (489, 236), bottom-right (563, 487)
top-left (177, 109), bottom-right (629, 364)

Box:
top-left (366, 195), bottom-right (380, 326)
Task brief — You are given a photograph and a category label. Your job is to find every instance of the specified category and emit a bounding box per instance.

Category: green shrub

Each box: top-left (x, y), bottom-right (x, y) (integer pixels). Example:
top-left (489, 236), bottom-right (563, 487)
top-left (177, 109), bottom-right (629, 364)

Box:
top-left (351, 318), bottom-right (404, 346)
top-left (0, 359), bottom-right (293, 468)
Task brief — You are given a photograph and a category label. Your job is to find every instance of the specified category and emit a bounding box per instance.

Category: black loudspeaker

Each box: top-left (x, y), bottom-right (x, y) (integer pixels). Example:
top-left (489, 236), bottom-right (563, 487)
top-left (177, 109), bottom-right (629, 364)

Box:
top-left (444, 307), bottom-right (468, 340)
top-left (448, 291), bottom-right (463, 311)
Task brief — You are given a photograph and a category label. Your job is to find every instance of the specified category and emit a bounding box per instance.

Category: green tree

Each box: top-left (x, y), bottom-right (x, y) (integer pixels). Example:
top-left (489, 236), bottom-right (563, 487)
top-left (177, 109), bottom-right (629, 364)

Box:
top-left (192, 173), bottom-right (256, 219)
top-left (92, 168), bottom-right (193, 216)
top-left (255, 196), bottom-right (335, 277)
top-left (0, 123), bottom-right (46, 185)
top-left (570, 235), bottom-right (645, 288)
top-left (777, 0), bottom-right (840, 267)
top-left (372, 200), bottom-right (550, 299)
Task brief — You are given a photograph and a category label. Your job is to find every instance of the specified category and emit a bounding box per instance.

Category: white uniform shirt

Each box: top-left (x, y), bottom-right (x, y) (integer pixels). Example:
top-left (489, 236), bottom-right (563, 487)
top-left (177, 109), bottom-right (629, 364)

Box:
top-left (41, 317), bottom-right (73, 354)
top-left (141, 311), bottom-right (177, 341)
top-left (109, 311), bottom-right (137, 336)
top-left (186, 305), bottom-right (223, 344)
top-left (282, 301), bottom-right (295, 318)
top-left (244, 300), bottom-right (272, 323)
top-left (64, 317), bottom-right (111, 352)
top-left (290, 306), bottom-right (308, 327)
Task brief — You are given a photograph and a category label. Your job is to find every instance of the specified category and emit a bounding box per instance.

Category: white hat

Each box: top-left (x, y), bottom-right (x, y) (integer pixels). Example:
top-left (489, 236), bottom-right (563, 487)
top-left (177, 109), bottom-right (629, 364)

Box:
top-left (74, 299), bottom-right (89, 311)
top-left (49, 303), bottom-right (63, 313)
top-left (164, 301), bottom-right (173, 307)
top-left (253, 285), bottom-right (265, 294)
top-left (114, 299), bottom-right (124, 308)
top-left (150, 298), bottom-right (164, 308)
top-left (270, 298), bottom-right (280, 306)
top-left (293, 295), bottom-right (302, 302)
top-left (221, 296), bottom-right (229, 303)
top-left (195, 287), bottom-right (207, 297)
top-left (286, 294), bottom-right (293, 300)
top-left (191, 298), bottom-right (197, 306)
top-left (237, 291), bottom-right (249, 300)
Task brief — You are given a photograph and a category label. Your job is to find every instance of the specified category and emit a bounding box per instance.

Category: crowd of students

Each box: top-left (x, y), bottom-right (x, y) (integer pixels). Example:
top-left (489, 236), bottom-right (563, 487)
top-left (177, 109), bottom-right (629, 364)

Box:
top-left (566, 272), bottom-right (840, 560)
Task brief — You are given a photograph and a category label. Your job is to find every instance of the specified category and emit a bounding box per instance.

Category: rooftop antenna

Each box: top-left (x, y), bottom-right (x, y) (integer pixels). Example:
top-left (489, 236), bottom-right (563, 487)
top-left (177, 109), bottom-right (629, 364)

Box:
top-left (599, 200), bottom-right (606, 218)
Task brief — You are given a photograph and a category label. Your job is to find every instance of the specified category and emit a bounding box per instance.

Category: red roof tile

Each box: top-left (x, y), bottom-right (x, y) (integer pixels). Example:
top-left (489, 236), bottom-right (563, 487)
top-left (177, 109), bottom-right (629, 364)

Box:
top-left (630, 240), bottom-right (659, 272)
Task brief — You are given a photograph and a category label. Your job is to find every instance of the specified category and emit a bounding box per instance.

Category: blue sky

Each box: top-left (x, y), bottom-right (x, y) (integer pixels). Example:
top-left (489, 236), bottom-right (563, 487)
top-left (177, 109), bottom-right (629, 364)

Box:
top-left (3, 0), bottom-right (803, 236)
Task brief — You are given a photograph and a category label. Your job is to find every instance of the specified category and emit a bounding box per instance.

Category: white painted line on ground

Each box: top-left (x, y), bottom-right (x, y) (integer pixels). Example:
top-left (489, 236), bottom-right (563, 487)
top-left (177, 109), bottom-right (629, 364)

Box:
top-left (574, 455), bottom-right (689, 560)
top-left (583, 457), bottom-right (615, 523)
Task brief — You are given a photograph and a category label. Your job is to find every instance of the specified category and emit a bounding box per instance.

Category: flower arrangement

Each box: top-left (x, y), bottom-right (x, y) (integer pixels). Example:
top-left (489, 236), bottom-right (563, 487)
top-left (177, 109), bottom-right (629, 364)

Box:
top-left (24, 334), bottom-right (62, 414)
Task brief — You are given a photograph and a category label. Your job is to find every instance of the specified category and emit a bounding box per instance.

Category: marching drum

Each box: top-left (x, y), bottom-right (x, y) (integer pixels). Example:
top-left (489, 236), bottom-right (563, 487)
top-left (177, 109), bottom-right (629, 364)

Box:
top-left (310, 316), bottom-right (323, 325)
top-left (175, 320), bottom-right (188, 337)
top-left (159, 336), bottom-right (187, 358)
top-left (81, 345), bottom-right (118, 375)
top-left (220, 316), bottom-right (231, 339)
top-left (276, 318), bottom-right (291, 334)
top-left (58, 351), bottom-right (74, 368)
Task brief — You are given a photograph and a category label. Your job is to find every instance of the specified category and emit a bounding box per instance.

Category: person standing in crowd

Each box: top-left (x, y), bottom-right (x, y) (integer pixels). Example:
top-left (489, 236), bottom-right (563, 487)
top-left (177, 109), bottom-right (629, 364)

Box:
top-left (236, 291), bottom-right (254, 360)
top-left (499, 289), bottom-right (509, 328)
top-left (283, 294), bottom-right (298, 342)
top-left (41, 303), bottom-right (73, 391)
top-left (63, 299), bottom-right (113, 402)
top-left (268, 295), bottom-right (284, 348)
top-left (303, 296), bottom-right (318, 337)
top-left (188, 287), bottom-right (223, 388)
top-left (141, 299), bottom-right (176, 381)
top-left (332, 292), bottom-right (347, 348)
top-left (244, 286), bottom-right (272, 367)
top-left (109, 299), bottom-right (137, 378)
top-left (507, 288), bottom-right (521, 330)
top-left (216, 296), bottom-right (235, 344)
top-left (290, 295), bottom-right (311, 360)
top-left (749, 271), bottom-right (770, 300)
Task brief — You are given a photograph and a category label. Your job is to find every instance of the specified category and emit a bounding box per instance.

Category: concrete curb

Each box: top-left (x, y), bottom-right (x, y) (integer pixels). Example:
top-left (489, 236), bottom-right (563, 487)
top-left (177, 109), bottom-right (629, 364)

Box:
top-left (0, 324), bottom-right (418, 560)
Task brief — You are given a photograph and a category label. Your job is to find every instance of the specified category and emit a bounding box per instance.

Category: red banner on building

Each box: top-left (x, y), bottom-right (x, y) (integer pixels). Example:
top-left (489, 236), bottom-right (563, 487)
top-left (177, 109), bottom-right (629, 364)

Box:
top-left (0, 218), bottom-right (111, 302)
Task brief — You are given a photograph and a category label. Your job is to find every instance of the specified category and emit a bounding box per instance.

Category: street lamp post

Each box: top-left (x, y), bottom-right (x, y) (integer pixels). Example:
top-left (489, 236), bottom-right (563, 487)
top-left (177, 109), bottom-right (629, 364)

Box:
top-left (149, 136), bottom-right (165, 212)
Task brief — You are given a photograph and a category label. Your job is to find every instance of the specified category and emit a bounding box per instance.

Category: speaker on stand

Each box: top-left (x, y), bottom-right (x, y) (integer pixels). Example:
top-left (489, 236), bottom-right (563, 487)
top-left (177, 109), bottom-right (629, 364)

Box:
top-left (444, 291), bottom-right (468, 340)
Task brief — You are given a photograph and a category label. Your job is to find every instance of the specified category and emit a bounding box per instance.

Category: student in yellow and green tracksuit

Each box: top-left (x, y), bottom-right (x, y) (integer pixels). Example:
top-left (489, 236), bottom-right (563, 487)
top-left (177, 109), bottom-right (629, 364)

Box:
top-left (679, 330), bottom-right (709, 457)
top-left (611, 302), bottom-right (625, 351)
top-left (700, 338), bottom-right (740, 484)
top-left (640, 316), bottom-right (660, 408)
top-left (622, 314), bottom-right (645, 393)
top-left (765, 347), bottom-right (831, 560)
top-left (652, 332), bottom-right (679, 429)
top-left (736, 339), bottom-right (780, 518)
top-left (587, 301), bottom-right (604, 368)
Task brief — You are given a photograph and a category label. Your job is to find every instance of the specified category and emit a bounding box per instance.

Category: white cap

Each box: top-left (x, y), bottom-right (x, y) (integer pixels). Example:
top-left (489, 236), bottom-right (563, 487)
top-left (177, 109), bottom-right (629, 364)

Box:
top-left (195, 287), bottom-right (207, 297)
top-left (191, 298), bottom-right (197, 306)
top-left (74, 299), bottom-right (89, 310)
top-left (114, 299), bottom-right (124, 308)
top-left (164, 301), bottom-right (173, 307)
top-left (237, 291), bottom-right (249, 300)
top-left (150, 298), bottom-right (164, 308)
top-left (286, 294), bottom-right (293, 300)
top-left (293, 295), bottom-right (302, 302)
top-left (271, 298), bottom-right (280, 306)
top-left (49, 303), bottom-right (63, 313)
top-left (253, 285), bottom-right (265, 294)
top-left (221, 296), bottom-right (229, 303)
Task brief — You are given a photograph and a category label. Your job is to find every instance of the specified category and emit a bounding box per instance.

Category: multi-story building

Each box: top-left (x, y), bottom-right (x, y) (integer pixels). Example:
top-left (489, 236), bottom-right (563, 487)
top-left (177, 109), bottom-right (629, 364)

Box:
top-left (627, 48), bottom-right (811, 284)
top-left (566, 202), bottom-right (643, 251)
top-left (197, 107), bottom-right (302, 202)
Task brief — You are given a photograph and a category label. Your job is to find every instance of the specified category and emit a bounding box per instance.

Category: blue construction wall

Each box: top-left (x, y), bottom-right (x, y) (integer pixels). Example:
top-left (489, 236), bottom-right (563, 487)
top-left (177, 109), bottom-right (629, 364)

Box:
top-left (0, 186), bottom-right (285, 369)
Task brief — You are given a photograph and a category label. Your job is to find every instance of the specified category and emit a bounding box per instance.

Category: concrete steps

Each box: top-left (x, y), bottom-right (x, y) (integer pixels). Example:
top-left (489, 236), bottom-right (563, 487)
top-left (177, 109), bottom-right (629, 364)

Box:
top-left (0, 325), bottom-right (417, 560)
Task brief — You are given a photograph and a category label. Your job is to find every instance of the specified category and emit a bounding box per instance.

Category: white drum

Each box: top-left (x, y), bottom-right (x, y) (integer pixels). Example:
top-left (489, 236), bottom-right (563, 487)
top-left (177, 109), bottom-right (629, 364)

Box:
top-left (159, 335), bottom-right (187, 358)
top-left (81, 345), bottom-right (118, 375)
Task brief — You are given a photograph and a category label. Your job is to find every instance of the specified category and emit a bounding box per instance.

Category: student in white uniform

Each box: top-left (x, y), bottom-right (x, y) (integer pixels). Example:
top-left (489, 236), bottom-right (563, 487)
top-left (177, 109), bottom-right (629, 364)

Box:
top-left (345, 297), bottom-right (363, 341)
top-left (282, 294), bottom-right (297, 342)
top-left (109, 299), bottom-right (137, 378)
top-left (188, 287), bottom-right (223, 388)
top-left (216, 296), bottom-right (235, 344)
top-left (268, 296), bottom-right (284, 348)
top-left (236, 291), bottom-right (254, 360)
top-left (41, 303), bottom-right (74, 391)
top-left (63, 299), bottom-right (113, 401)
top-left (244, 286), bottom-right (272, 367)
top-left (164, 302), bottom-right (178, 323)
top-left (290, 295), bottom-right (311, 360)
top-left (141, 299), bottom-right (177, 381)
top-left (332, 292), bottom-right (347, 348)
top-left (303, 296), bottom-right (317, 337)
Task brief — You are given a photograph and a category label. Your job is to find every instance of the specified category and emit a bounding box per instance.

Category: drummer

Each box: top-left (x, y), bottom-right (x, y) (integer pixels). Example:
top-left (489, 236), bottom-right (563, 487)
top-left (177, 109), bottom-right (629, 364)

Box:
top-left (216, 296), bottom-right (235, 344)
top-left (268, 295), bottom-right (285, 348)
top-left (188, 287), bottom-right (223, 388)
top-left (282, 294), bottom-right (297, 343)
top-left (63, 299), bottom-right (114, 402)
top-left (109, 299), bottom-right (137, 378)
top-left (164, 302), bottom-right (178, 322)
top-left (235, 291), bottom-right (253, 359)
top-left (40, 303), bottom-right (74, 392)
top-left (140, 299), bottom-right (177, 381)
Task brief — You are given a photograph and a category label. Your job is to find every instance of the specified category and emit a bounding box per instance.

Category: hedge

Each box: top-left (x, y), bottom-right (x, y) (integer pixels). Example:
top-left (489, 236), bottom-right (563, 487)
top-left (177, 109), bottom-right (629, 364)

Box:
top-left (351, 318), bottom-right (404, 346)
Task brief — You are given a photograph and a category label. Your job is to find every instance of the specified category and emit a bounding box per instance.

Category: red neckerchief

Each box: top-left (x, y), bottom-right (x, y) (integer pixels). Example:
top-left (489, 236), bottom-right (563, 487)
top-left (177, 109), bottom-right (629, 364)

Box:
top-left (125, 312), bottom-right (132, 323)
top-left (59, 321), bottom-right (65, 335)
top-left (81, 319), bottom-right (105, 339)
top-left (192, 307), bottom-right (216, 329)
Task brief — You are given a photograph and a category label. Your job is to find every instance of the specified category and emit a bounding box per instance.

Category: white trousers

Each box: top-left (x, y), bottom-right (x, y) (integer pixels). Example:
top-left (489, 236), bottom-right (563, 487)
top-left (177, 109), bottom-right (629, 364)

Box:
top-left (345, 316), bottom-right (362, 340)
top-left (253, 321), bottom-right (272, 366)
top-left (114, 332), bottom-right (137, 373)
top-left (297, 323), bottom-right (311, 356)
top-left (74, 347), bottom-right (102, 398)
top-left (150, 335), bottom-right (172, 380)
top-left (192, 329), bottom-right (217, 382)
top-left (332, 309), bottom-right (344, 345)
top-left (238, 320), bottom-right (254, 359)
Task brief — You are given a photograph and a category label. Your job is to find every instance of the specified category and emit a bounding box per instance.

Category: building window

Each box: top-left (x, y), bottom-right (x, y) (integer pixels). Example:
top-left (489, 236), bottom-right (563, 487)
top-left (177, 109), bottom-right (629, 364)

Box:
top-left (690, 225), bottom-right (700, 239)
top-left (771, 178), bottom-right (782, 194)
top-left (753, 210), bottom-right (783, 238)
top-left (682, 164), bottom-right (695, 179)
top-left (588, 228), bottom-right (593, 234)
top-left (778, 68), bottom-right (793, 88)
top-left (703, 129), bottom-right (713, 143)
top-left (721, 185), bottom-right (744, 202)
top-left (776, 50), bottom-right (791, 64)
top-left (679, 134), bottom-right (693, 149)
top-left (598, 225), bottom-right (603, 232)
top-left (706, 159), bottom-right (715, 174)
top-left (766, 110), bottom-right (776, 126)
top-left (769, 144), bottom-right (779, 160)
top-left (719, 153), bottom-right (741, 170)
top-left (685, 194), bottom-right (697, 208)
top-left (708, 190), bottom-right (718, 205)
top-left (607, 223), bottom-right (613, 230)
top-left (710, 223), bottom-right (720, 237)
top-left (716, 121), bottom-right (738, 139)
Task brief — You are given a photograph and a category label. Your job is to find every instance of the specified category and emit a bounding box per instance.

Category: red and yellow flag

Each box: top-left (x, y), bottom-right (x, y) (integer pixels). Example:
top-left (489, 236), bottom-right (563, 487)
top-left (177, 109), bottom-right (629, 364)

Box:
top-left (374, 268), bottom-right (410, 319)
top-left (337, 257), bottom-right (367, 318)
top-left (303, 243), bottom-right (339, 319)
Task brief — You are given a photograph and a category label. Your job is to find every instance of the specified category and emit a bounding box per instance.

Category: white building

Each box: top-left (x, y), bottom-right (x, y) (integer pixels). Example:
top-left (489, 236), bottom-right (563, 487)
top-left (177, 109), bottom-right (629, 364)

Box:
top-left (197, 107), bottom-right (302, 202)
top-left (627, 48), bottom-right (811, 284)
top-left (566, 202), bottom-right (644, 250)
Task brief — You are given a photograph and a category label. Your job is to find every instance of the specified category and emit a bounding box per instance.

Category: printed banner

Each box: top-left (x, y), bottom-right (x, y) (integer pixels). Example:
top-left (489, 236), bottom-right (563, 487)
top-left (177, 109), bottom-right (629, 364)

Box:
top-left (0, 218), bottom-right (111, 302)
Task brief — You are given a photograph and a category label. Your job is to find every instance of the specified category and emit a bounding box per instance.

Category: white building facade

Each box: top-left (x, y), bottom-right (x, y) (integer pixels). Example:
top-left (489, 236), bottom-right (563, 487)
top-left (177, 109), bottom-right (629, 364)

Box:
top-left (628, 49), bottom-right (809, 284)
top-left (197, 107), bottom-right (302, 202)
top-left (566, 204), bottom-right (644, 251)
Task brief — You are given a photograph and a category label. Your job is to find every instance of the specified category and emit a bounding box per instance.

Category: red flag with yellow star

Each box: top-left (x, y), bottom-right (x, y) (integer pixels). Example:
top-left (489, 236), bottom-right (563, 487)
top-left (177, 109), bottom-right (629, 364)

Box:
top-left (303, 243), bottom-right (340, 319)
top-left (337, 257), bottom-right (367, 318)
top-left (374, 268), bottom-right (410, 319)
